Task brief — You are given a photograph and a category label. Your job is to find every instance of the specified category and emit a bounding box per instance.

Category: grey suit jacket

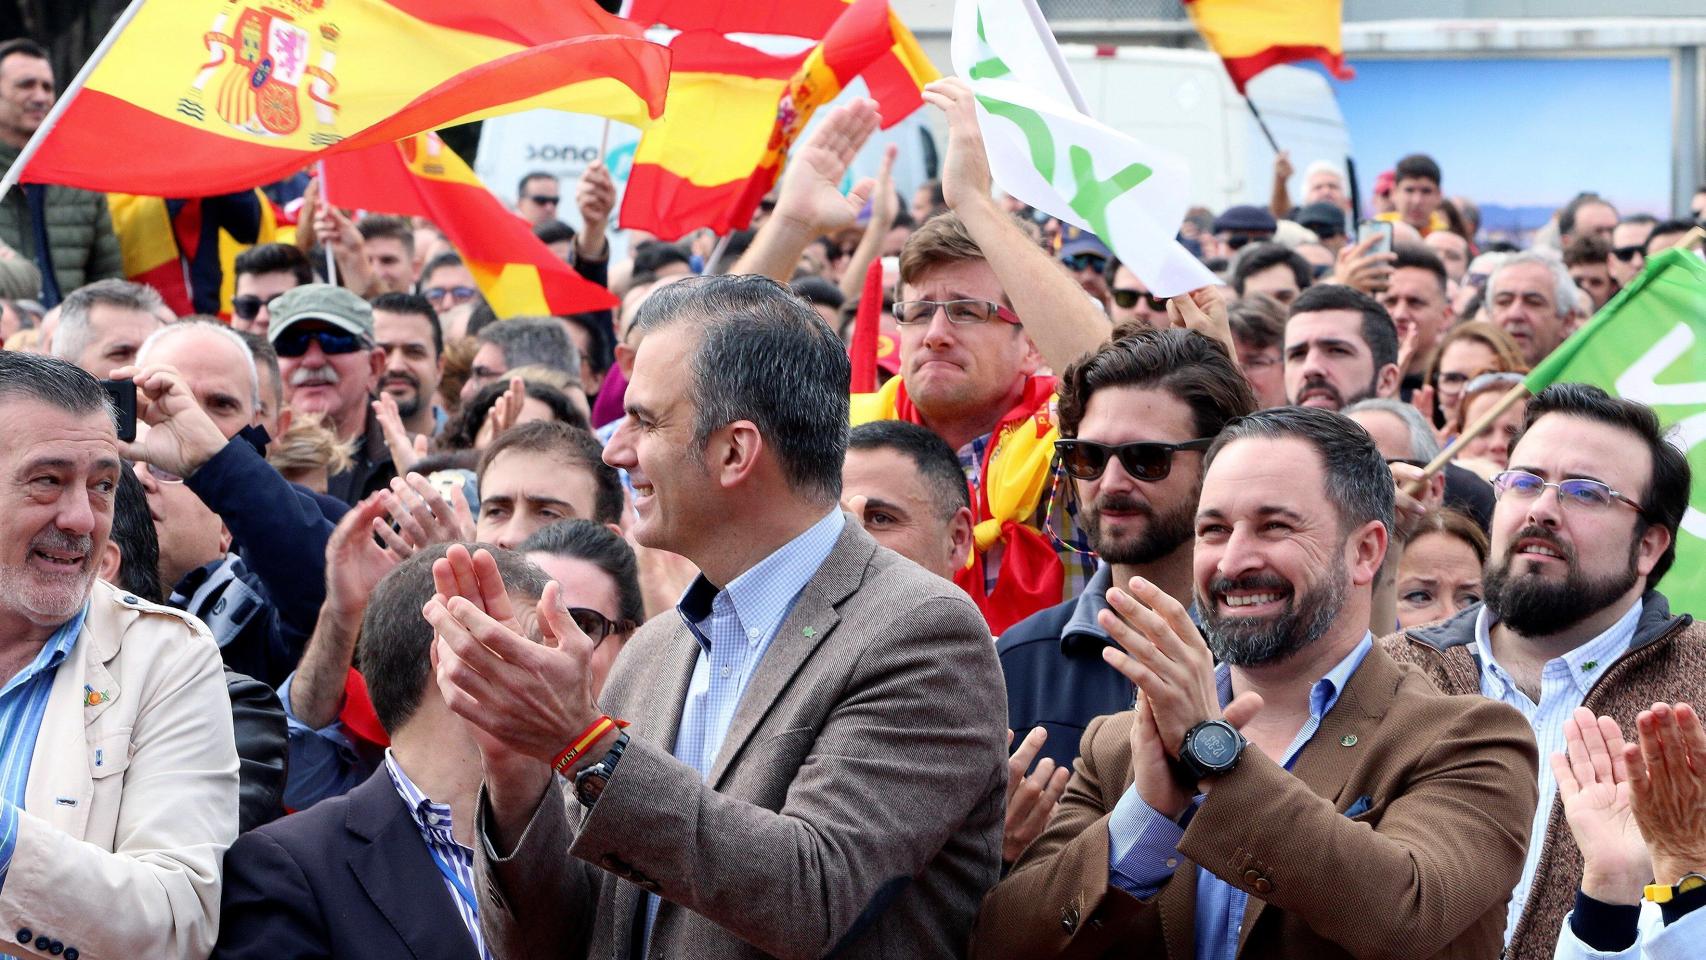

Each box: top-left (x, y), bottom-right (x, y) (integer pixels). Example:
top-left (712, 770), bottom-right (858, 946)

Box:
top-left (473, 520), bottom-right (1009, 960)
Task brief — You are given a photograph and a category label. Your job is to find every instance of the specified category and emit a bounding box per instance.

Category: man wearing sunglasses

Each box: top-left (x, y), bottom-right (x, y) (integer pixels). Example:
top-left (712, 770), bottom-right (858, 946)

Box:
top-left (269, 284), bottom-right (395, 505)
top-left (216, 544), bottom-right (554, 959)
top-left (231, 242), bottom-right (313, 336)
top-left (1057, 228), bottom-right (1111, 308)
top-left (514, 171), bottom-right (561, 227)
top-left (998, 327), bottom-right (1255, 788)
top-left (1104, 256), bottom-right (1169, 330)
top-left (1385, 383), bottom-right (1706, 960)
top-left (1607, 215), bottom-right (1656, 288)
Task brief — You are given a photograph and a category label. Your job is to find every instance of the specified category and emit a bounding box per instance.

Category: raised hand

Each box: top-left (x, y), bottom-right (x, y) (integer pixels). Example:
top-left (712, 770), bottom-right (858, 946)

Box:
top-left (1329, 232), bottom-right (1396, 295)
top-left (374, 392), bottom-right (428, 475)
top-left (1004, 728), bottom-right (1071, 863)
top-left (371, 472), bottom-right (475, 561)
top-left (1625, 702), bottom-right (1706, 886)
top-left (110, 363), bottom-right (231, 478)
top-left (767, 98), bottom-right (881, 238)
top-left (576, 161), bottom-right (617, 260)
top-left (921, 77), bottom-right (995, 216)
top-left (484, 376), bottom-right (529, 442)
top-left (1552, 707), bottom-right (1648, 904)
top-left (1166, 287), bottom-right (1235, 361)
top-left (325, 492), bottom-right (401, 622)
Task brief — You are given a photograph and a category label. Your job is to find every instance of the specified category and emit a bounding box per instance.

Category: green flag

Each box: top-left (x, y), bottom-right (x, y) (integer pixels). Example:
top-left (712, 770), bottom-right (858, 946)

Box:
top-left (1523, 247), bottom-right (1706, 614)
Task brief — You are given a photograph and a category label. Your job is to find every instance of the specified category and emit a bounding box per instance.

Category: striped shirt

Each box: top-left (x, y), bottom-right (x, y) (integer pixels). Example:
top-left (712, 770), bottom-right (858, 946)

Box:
top-left (0, 604), bottom-right (88, 895)
top-left (1474, 598), bottom-right (1643, 944)
top-left (639, 507), bottom-right (845, 953)
top-left (383, 751), bottom-right (490, 960)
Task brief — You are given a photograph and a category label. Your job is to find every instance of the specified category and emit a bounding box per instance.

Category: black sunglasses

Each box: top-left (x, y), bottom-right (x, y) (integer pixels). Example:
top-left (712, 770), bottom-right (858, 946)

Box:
top-left (568, 606), bottom-right (636, 646)
top-left (1062, 252), bottom-right (1107, 273)
top-left (273, 326), bottom-right (366, 358)
top-left (1611, 245), bottom-right (1644, 262)
top-left (525, 194), bottom-right (560, 206)
top-left (1055, 437), bottom-right (1214, 482)
top-left (231, 294), bottom-right (267, 321)
top-left (1111, 287), bottom-right (1167, 312)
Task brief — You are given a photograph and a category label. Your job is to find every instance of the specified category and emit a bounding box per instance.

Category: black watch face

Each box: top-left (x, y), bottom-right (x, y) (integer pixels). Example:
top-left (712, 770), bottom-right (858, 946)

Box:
top-left (1191, 724), bottom-right (1240, 768)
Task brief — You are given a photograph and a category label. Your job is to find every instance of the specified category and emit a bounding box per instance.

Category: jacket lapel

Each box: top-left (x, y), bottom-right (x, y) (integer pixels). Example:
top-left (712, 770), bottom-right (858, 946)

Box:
top-left (704, 525), bottom-right (872, 789)
top-left (345, 772), bottom-right (480, 960)
top-left (25, 585), bottom-right (126, 839)
top-left (1234, 645), bottom-right (1404, 951)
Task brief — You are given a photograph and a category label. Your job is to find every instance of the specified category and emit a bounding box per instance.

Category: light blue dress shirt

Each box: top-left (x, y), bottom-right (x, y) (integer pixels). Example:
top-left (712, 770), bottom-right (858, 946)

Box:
top-left (1106, 633), bottom-right (1374, 960)
top-left (1475, 599), bottom-right (1643, 942)
top-left (0, 604), bottom-right (88, 894)
top-left (384, 750), bottom-right (490, 960)
top-left (638, 508), bottom-right (844, 950)
top-left (1554, 902), bottom-right (1706, 960)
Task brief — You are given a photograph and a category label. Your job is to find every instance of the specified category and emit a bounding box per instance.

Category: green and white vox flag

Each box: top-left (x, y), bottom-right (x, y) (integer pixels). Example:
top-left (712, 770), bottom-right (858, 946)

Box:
top-left (1524, 246), bottom-right (1706, 614)
top-left (950, 0), bottom-right (1217, 296)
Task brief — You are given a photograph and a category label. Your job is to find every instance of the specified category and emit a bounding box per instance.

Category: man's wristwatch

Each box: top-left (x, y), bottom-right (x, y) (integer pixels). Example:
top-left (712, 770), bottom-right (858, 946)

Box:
top-left (573, 731), bottom-right (629, 809)
top-left (1176, 719), bottom-right (1247, 782)
top-left (1644, 873), bottom-right (1706, 904)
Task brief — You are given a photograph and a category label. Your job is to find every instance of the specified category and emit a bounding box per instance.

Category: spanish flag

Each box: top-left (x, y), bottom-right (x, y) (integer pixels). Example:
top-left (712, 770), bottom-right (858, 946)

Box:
top-left (321, 132), bottom-right (617, 315)
top-left (20, 0), bottom-right (669, 197)
top-left (1183, 0), bottom-right (1354, 93)
top-left (628, 0), bottom-right (847, 41)
top-left (620, 0), bottom-right (936, 241)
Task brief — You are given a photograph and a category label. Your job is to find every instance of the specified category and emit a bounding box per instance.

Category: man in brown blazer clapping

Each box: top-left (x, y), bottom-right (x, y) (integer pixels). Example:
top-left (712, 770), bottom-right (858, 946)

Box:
top-left (972, 404), bottom-right (1539, 960)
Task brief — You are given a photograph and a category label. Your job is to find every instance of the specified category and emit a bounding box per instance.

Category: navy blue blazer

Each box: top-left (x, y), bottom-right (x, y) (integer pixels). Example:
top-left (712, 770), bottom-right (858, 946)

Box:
top-left (213, 767), bottom-right (479, 960)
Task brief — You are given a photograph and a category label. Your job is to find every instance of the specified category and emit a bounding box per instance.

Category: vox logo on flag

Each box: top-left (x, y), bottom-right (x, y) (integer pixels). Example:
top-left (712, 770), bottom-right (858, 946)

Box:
top-left (179, 1), bottom-right (343, 143)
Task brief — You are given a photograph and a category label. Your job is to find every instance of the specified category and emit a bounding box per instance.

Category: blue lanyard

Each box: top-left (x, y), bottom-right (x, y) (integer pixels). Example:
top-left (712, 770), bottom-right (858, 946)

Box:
top-left (426, 842), bottom-right (479, 916)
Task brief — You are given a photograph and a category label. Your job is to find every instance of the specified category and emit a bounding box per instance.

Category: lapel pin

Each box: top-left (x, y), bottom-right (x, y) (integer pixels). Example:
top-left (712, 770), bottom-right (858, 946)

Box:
top-left (83, 684), bottom-right (110, 707)
top-left (1581, 660), bottom-right (1598, 672)
top-left (802, 626), bottom-right (817, 639)
top-left (1340, 734), bottom-right (1358, 747)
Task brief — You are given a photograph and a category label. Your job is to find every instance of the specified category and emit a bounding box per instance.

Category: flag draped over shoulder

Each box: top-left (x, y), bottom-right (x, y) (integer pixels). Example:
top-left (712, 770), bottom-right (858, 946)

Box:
top-left (952, 0), bottom-right (1216, 297)
top-left (322, 133), bottom-right (617, 315)
top-left (619, 0), bottom-right (937, 241)
top-left (1182, 0), bottom-right (1354, 93)
top-left (21, 0), bottom-right (669, 197)
top-left (1523, 247), bottom-right (1706, 615)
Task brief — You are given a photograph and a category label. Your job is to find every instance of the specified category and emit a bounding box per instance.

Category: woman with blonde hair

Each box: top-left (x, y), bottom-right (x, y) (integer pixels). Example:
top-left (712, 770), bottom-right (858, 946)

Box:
top-left (1422, 321), bottom-right (1526, 431)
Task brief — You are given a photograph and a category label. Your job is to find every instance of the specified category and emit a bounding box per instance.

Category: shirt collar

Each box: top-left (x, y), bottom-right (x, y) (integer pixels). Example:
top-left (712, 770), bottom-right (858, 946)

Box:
top-left (1214, 632), bottom-right (1374, 720)
top-left (1475, 597), bottom-right (1643, 697)
top-left (678, 509), bottom-right (845, 648)
top-left (1060, 565), bottom-right (1114, 655)
top-left (0, 602), bottom-right (88, 701)
top-left (383, 749), bottom-right (457, 840)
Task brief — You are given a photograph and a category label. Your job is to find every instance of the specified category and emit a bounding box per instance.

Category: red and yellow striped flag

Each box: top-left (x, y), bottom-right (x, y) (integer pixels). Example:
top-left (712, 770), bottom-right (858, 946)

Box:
top-left (322, 133), bottom-right (617, 316)
top-left (1182, 0), bottom-right (1354, 93)
top-left (619, 0), bottom-right (936, 241)
top-left (627, 0), bottom-right (850, 41)
top-left (21, 0), bottom-right (669, 196)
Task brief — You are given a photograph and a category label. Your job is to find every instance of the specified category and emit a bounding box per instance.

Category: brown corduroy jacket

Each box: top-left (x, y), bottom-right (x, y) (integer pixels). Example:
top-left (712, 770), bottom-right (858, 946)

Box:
top-left (1382, 591), bottom-right (1706, 960)
top-left (970, 642), bottom-right (1538, 960)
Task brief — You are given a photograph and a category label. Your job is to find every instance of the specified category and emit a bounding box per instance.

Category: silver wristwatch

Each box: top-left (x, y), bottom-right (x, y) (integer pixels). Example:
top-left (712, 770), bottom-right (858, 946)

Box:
top-left (573, 731), bottom-right (629, 808)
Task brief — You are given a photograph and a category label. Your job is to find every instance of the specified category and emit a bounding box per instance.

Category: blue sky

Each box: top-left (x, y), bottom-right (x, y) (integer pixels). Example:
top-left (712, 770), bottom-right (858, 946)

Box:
top-left (1317, 56), bottom-right (1674, 218)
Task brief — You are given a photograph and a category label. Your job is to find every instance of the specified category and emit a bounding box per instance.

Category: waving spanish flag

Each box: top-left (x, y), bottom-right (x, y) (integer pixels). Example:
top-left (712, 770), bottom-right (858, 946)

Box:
top-left (626, 0), bottom-right (850, 41)
top-left (619, 0), bottom-right (936, 241)
top-left (18, 0), bottom-right (669, 197)
top-left (322, 132), bottom-right (616, 315)
top-left (1183, 0), bottom-right (1354, 92)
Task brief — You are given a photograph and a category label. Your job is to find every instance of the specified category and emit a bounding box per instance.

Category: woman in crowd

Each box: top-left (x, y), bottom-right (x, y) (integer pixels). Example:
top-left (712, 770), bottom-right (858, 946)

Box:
top-left (1424, 321), bottom-right (1527, 433)
top-left (1451, 371), bottom-right (1529, 477)
top-left (1396, 507), bottom-right (1487, 629)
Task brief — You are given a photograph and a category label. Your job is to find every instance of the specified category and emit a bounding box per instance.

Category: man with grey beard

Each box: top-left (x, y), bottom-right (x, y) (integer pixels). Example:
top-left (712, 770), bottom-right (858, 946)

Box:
top-left (974, 405), bottom-right (1538, 960)
top-left (1384, 383), bottom-right (1706, 960)
top-left (0, 352), bottom-right (237, 957)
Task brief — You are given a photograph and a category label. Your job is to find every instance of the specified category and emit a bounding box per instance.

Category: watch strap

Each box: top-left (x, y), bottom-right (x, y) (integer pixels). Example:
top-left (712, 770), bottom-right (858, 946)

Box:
top-left (1644, 872), bottom-right (1706, 904)
top-left (573, 730), bottom-right (629, 808)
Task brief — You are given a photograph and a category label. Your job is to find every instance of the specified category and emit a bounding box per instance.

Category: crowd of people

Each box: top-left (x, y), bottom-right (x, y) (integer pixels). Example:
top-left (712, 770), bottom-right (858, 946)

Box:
top-left (1, 33), bottom-right (1704, 960)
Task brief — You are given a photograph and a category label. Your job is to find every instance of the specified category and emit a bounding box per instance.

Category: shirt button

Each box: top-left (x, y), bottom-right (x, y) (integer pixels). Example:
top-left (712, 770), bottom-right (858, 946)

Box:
top-left (1165, 857), bottom-right (1178, 868)
top-left (746, 628), bottom-right (759, 639)
top-left (720, 666), bottom-right (731, 678)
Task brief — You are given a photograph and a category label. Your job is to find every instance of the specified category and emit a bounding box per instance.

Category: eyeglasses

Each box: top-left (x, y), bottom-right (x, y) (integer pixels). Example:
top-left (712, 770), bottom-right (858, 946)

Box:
top-left (1054, 437), bottom-right (1214, 483)
top-left (1062, 252), bottom-right (1107, 273)
top-left (893, 299), bottom-right (1021, 326)
top-left (1492, 470), bottom-right (1646, 516)
top-left (1225, 234), bottom-right (1268, 251)
top-left (423, 285), bottom-right (478, 307)
top-left (1464, 371), bottom-right (1525, 393)
top-left (273, 326), bottom-right (366, 358)
top-left (231, 294), bottom-right (268, 321)
top-left (1310, 263), bottom-right (1333, 279)
top-left (567, 607), bottom-right (636, 646)
top-left (144, 462), bottom-right (184, 484)
top-left (1111, 287), bottom-right (1167, 312)
top-left (1611, 245), bottom-right (1645, 263)
top-left (524, 195), bottom-right (560, 206)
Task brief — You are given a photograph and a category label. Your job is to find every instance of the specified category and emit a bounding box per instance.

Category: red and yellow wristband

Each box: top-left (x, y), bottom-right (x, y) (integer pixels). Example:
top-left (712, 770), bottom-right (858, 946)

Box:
top-left (552, 715), bottom-right (630, 775)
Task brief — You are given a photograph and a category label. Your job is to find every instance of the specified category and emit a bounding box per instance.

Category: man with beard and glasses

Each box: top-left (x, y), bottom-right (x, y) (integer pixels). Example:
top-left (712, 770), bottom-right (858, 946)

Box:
top-left (371, 292), bottom-right (445, 439)
top-left (1383, 383), bottom-right (1704, 960)
top-left (1283, 284), bottom-right (1401, 412)
top-left (0, 352), bottom-right (238, 958)
top-left (994, 327), bottom-right (1253, 869)
top-left (974, 405), bottom-right (1538, 960)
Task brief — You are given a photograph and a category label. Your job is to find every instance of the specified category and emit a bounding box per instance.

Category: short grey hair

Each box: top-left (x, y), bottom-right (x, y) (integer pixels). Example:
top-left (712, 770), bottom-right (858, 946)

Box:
top-left (51, 279), bottom-right (167, 361)
top-left (634, 274), bottom-right (850, 503)
top-left (1487, 251), bottom-right (1576, 319)
top-left (1303, 160), bottom-right (1344, 186)
top-left (1206, 405), bottom-right (1394, 538)
top-left (1342, 398), bottom-right (1442, 462)
top-left (0, 351), bottom-right (116, 426)
top-left (477, 316), bottom-right (580, 382)
top-left (137, 320), bottom-right (261, 408)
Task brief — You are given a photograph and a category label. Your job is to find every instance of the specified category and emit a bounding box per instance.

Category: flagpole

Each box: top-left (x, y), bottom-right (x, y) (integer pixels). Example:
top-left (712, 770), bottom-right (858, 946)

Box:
top-left (1245, 98), bottom-right (1280, 154)
top-left (1017, 0), bottom-right (1089, 116)
top-left (1406, 382), bottom-right (1531, 496)
top-left (705, 232), bottom-right (732, 275)
top-left (598, 0), bottom-right (637, 168)
top-left (317, 160), bottom-right (338, 286)
top-left (0, 0), bottom-right (148, 205)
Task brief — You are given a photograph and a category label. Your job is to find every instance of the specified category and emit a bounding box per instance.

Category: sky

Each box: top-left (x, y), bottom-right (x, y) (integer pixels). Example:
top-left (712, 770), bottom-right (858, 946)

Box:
top-left (1319, 56), bottom-right (1674, 223)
